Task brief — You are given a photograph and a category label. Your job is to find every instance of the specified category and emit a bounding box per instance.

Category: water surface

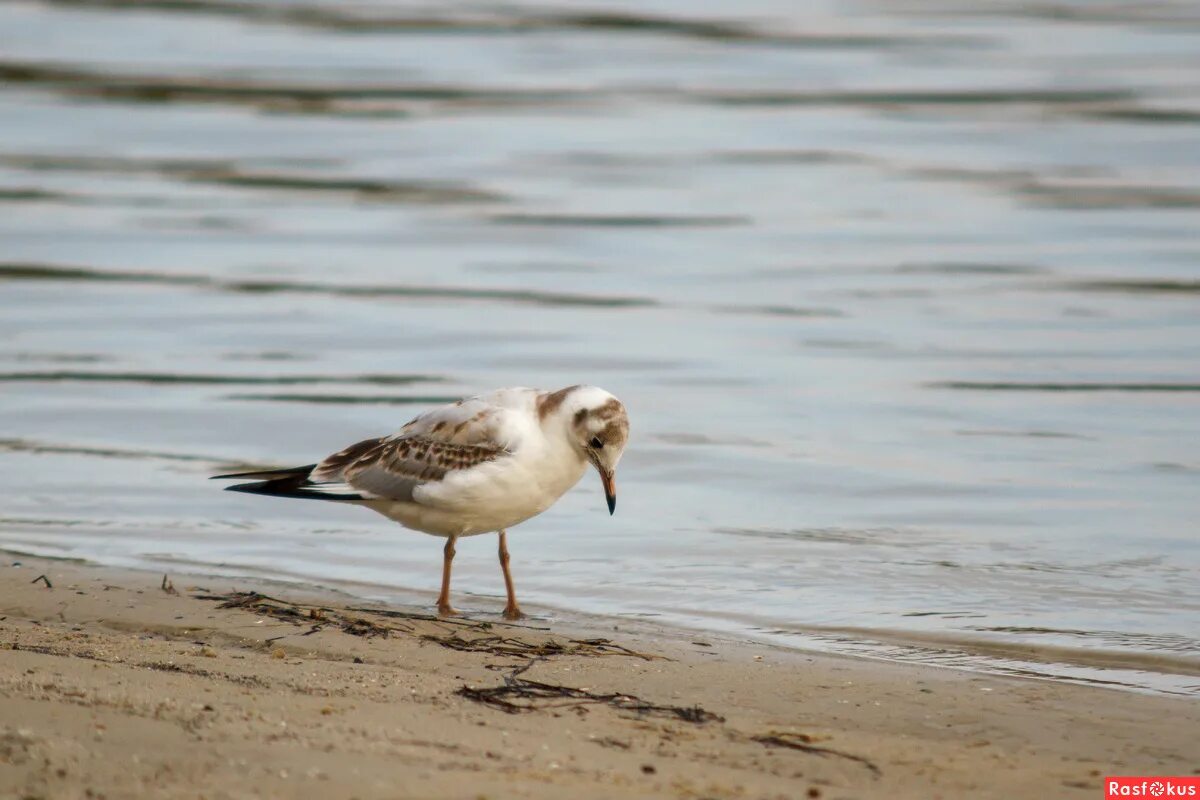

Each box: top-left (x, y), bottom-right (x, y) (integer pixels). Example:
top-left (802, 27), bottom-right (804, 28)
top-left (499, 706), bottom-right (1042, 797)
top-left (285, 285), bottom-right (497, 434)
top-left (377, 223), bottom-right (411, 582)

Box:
top-left (2, 0), bottom-right (1198, 695)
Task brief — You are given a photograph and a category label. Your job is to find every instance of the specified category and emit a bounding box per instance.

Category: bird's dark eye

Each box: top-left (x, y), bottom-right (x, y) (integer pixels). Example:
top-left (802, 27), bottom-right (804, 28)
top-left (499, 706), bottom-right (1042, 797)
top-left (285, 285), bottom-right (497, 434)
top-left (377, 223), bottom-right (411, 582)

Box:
top-left (590, 436), bottom-right (604, 449)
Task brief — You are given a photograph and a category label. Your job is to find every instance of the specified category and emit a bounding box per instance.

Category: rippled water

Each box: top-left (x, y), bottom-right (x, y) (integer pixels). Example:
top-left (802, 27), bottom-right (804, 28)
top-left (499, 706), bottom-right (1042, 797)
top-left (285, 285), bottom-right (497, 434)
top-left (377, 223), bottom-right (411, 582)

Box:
top-left (2, 0), bottom-right (1198, 695)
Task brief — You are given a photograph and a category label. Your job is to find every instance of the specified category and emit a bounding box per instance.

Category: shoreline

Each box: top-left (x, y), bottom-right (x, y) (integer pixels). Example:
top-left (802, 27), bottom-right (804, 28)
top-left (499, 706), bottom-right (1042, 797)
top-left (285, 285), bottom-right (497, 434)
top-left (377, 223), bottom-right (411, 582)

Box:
top-left (2, 554), bottom-right (1197, 799)
top-left (4, 544), bottom-right (1195, 698)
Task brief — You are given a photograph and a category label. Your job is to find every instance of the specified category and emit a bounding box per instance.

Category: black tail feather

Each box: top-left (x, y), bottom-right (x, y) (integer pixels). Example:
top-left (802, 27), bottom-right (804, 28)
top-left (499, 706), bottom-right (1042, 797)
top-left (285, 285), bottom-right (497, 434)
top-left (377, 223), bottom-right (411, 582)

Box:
top-left (211, 464), bottom-right (317, 481)
top-left (225, 481), bottom-right (363, 501)
top-left (216, 464), bottom-right (363, 502)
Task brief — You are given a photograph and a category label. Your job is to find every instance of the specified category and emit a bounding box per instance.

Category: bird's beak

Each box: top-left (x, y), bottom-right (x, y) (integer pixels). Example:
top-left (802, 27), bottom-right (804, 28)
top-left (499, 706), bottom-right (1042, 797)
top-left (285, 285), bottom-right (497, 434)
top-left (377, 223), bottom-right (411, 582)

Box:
top-left (599, 469), bottom-right (616, 515)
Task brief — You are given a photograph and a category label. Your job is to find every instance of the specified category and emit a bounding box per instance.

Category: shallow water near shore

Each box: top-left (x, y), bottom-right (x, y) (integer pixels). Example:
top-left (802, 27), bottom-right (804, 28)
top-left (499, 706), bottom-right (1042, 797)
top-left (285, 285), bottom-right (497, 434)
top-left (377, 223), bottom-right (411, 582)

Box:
top-left (1, 0), bottom-right (1198, 695)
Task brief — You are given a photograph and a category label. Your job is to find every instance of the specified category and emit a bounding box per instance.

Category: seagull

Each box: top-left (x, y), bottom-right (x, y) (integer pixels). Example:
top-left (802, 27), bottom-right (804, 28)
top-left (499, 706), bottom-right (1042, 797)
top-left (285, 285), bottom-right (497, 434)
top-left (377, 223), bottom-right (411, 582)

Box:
top-left (212, 385), bottom-right (629, 620)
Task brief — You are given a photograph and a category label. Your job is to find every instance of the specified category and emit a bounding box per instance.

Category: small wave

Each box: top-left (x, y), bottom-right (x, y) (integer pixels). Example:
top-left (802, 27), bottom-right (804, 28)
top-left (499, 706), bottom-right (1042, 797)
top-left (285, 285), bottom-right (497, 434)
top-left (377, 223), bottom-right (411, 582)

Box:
top-left (183, 169), bottom-right (504, 204)
top-left (954, 429), bottom-right (1087, 439)
top-left (488, 213), bottom-right (748, 228)
top-left (692, 87), bottom-right (1134, 108)
top-left (709, 148), bottom-right (870, 165)
top-left (0, 187), bottom-right (71, 202)
top-left (1016, 181), bottom-right (1200, 210)
top-left (0, 438), bottom-right (220, 464)
top-left (899, 163), bottom-right (1200, 209)
top-left (759, 624), bottom-right (1200, 688)
top-left (1062, 279), bottom-right (1200, 294)
top-left (930, 381), bottom-right (1200, 392)
top-left (23, 0), bottom-right (986, 49)
top-left (1079, 106), bottom-right (1200, 125)
top-left (3, 352), bottom-right (108, 364)
top-left (0, 262), bottom-right (656, 308)
top-left (897, 3), bottom-right (1200, 27)
top-left (895, 262), bottom-right (1048, 275)
top-left (225, 393), bottom-right (461, 405)
top-left (652, 432), bottom-right (771, 447)
top-left (714, 526), bottom-right (924, 546)
top-left (0, 59), bottom-right (577, 113)
top-left (1, 153), bottom-right (504, 204)
top-left (966, 626), bottom-right (1199, 655)
top-left (710, 304), bottom-right (844, 318)
top-left (0, 370), bottom-right (440, 387)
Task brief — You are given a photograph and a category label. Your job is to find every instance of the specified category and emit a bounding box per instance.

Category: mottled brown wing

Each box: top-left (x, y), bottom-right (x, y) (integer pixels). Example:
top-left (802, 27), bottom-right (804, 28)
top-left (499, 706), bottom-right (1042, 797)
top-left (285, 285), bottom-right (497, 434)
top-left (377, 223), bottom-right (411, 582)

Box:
top-left (393, 394), bottom-right (512, 447)
top-left (311, 435), bottom-right (504, 502)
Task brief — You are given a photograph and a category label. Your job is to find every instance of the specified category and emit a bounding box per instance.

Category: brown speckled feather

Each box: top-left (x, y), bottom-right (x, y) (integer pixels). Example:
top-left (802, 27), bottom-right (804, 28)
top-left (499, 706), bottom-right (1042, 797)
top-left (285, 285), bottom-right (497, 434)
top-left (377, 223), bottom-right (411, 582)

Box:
top-left (311, 436), bottom-right (504, 502)
top-left (306, 394), bottom-right (524, 501)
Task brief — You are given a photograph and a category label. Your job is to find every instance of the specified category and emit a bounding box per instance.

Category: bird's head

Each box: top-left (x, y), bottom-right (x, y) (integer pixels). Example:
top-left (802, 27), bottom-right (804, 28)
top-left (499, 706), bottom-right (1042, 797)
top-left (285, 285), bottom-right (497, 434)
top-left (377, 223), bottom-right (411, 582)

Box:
top-left (538, 385), bottom-right (629, 514)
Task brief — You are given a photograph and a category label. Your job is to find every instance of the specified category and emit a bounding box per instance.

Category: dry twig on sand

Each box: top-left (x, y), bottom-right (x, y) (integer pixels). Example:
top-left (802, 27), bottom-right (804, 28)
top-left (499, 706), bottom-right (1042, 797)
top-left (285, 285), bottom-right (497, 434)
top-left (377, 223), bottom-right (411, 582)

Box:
top-left (192, 591), bottom-right (661, 660)
top-left (458, 661), bottom-right (722, 723)
top-left (753, 733), bottom-right (881, 776)
top-left (429, 631), bottom-right (660, 660)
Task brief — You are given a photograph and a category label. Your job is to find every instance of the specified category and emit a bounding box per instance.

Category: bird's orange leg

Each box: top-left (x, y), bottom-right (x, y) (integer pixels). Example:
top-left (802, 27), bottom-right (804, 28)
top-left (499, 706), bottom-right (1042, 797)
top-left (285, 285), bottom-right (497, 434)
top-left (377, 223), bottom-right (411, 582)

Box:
top-left (437, 536), bottom-right (459, 617)
top-left (498, 530), bottom-right (524, 620)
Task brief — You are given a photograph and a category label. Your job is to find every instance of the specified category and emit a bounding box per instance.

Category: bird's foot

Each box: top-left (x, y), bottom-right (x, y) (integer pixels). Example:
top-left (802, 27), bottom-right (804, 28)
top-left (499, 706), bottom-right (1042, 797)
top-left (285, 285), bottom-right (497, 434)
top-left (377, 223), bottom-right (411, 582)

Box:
top-left (502, 605), bottom-right (525, 621)
top-left (437, 603), bottom-right (461, 618)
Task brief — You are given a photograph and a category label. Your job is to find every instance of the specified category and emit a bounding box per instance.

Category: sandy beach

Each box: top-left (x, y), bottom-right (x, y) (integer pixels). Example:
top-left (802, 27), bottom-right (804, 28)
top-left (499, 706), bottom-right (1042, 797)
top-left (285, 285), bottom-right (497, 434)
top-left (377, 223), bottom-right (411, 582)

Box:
top-left (1, 555), bottom-right (1195, 800)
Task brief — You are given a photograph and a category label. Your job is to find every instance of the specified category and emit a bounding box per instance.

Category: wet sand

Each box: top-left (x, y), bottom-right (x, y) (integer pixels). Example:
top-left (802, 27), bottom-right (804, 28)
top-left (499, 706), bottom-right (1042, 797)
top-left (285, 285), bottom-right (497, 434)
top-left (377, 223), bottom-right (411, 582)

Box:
top-left (1, 555), bottom-right (1195, 799)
